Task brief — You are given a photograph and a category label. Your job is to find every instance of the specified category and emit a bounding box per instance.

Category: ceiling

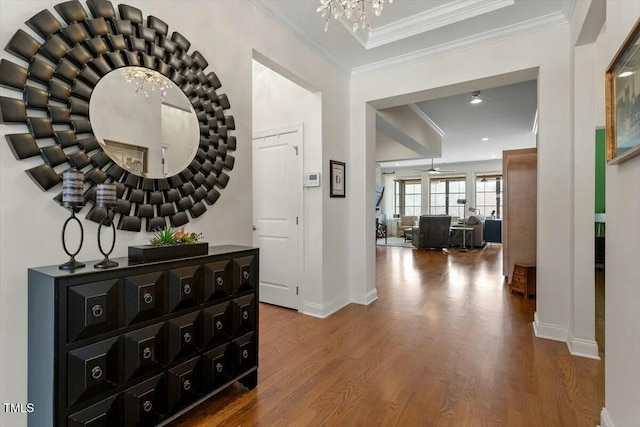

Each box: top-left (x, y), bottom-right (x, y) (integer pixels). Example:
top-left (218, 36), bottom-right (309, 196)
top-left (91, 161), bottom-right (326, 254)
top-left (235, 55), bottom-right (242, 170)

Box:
top-left (254, 0), bottom-right (574, 73)
top-left (414, 80), bottom-right (537, 164)
top-left (255, 0), bottom-right (571, 168)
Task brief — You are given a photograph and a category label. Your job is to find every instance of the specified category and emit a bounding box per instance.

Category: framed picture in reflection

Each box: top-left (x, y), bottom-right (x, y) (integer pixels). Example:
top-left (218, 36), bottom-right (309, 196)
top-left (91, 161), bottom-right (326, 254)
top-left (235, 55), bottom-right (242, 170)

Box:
top-left (104, 139), bottom-right (149, 176)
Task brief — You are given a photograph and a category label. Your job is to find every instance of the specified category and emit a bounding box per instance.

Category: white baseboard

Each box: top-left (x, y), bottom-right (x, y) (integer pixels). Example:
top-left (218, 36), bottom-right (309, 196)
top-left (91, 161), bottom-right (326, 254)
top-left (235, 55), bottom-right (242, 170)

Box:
top-left (533, 312), bottom-right (569, 342)
top-left (534, 314), bottom-right (601, 360)
top-left (301, 294), bottom-right (350, 319)
top-left (300, 301), bottom-right (324, 318)
top-left (567, 335), bottom-right (600, 360)
top-left (600, 408), bottom-right (614, 427)
top-left (350, 288), bottom-right (378, 305)
top-left (301, 288), bottom-right (377, 318)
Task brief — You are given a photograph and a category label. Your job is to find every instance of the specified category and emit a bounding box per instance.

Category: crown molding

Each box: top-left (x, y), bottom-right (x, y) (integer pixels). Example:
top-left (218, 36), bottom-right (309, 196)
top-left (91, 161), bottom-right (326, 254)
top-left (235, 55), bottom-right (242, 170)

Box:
top-left (408, 104), bottom-right (446, 137)
top-left (366, 0), bottom-right (514, 49)
top-left (562, 0), bottom-right (577, 21)
top-left (352, 11), bottom-right (569, 78)
top-left (250, 0), bottom-right (350, 76)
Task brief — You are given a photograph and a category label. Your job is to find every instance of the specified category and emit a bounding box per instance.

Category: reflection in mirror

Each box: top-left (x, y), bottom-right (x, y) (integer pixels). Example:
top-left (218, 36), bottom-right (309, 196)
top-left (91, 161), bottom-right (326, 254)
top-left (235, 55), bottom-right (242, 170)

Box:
top-left (90, 67), bottom-right (200, 178)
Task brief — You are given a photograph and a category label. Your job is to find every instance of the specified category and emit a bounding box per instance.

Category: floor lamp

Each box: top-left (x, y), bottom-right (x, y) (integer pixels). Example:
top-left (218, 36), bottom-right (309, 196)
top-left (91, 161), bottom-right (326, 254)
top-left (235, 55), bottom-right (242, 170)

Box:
top-left (457, 199), bottom-right (468, 252)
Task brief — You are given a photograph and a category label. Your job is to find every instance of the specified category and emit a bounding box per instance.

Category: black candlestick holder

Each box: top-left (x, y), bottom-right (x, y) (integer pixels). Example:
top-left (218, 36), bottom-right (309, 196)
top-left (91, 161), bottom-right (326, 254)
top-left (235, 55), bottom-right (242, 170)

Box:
top-left (59, 168), bottom-right (86, 270)
top-left (59, 208), bottom-right (85, 270)
top-left (94, 208), bottom-right (118, 269)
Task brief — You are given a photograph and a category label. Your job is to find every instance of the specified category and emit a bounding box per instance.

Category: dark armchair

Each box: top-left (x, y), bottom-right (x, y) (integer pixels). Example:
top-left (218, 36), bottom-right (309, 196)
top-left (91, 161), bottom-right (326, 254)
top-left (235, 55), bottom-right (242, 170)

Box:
top-left (412, 215), bottom-right (452, 250)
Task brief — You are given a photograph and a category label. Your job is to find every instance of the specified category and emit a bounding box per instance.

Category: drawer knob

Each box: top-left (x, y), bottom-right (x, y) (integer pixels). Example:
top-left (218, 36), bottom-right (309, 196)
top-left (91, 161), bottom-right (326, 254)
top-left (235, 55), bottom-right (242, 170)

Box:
top-left (216, 320), bottom-right (223, 330)
top-left (143, 293), bottom-right (153, 304)
top-left (242, 311), bottom-right (249, 320)
top-left (142, 347), bottom-right (152, 360)
top-left (183, 284), bottom-right (192, 295)
top-left (216, 277), bottom-right (224, 286)
top-left (184, 332), bottom-right (192, 343)
top-left (183, 379), bottom-right (191, 391)
top-left (91, 304), bottom-right (103, 318)
top-left (216, 362), bottom-right (224, 373)
top-left (242, 349), bottom-right (249, 359)
top-left (143, 400), bottom-right (153, 413)
top-left (242, 271), bottom-right (249, 281)
top-left (91, 366), bottom-right (103, 379)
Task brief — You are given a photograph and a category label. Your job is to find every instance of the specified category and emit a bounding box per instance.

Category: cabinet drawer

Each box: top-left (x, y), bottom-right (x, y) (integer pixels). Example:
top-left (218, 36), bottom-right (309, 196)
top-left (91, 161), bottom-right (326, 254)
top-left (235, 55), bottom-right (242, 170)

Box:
top-left (511, 281), bottom-right (526, 293)
top-left (202, 260), bottom-right (232, 301)
top-left (202, 343), bottom-right (231, 388)
top-left (512, 274), bottom-right (527, 284)
top-left (165, 265), bottom-right (202, 312)
top-left (123, 374), bottom-right (165, 427)
top-left (68, 279), bottom-right (121, 343)
top-left (123, 323), bottom-right (165, 382)
top-left (231, 294), bottom-right (255, 336)
top-left (200, 301), bottom-right (231, 347)
top-left (67, 394), bottom-right (120, 427)
top-left (167, 357), bottom-right (200, 412)
top-left (233, 256), bottom-right (257, 294)
top-left (165, 311), bottom-right (200, 363)
top-left (231, 332), bottom-right (256, 375)
top-left (123, 272), bottom-right (165, 325)
top-left (513, 267), bottom-right (527, 277)
top-left (67, 337), bottom-right (120, 407)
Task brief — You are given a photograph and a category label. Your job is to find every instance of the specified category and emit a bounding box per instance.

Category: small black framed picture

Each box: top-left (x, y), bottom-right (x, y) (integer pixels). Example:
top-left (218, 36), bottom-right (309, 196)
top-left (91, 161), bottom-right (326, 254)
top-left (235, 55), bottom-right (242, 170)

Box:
top-left (329, 160), bottom-right (345, 198)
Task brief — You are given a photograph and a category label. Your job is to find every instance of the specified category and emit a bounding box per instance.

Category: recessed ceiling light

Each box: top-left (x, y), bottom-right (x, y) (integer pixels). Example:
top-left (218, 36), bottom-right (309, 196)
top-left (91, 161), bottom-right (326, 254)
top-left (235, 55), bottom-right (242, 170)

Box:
top-left (491, 155), bottom-right (497, 158)
top-left (482, 137), bottom-right (489, 141)
top-left (394, 163), bottom-right (400, 166)
top-left (619, 71), bottom-right (634, 78)
top-left (470, 91), bottom-right (483, 104)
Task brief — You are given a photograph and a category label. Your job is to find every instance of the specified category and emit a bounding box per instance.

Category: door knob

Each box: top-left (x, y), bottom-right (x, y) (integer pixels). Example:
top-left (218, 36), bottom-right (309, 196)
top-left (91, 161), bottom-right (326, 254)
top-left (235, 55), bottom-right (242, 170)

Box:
top-left (252, 225), bottom-right (256, 231)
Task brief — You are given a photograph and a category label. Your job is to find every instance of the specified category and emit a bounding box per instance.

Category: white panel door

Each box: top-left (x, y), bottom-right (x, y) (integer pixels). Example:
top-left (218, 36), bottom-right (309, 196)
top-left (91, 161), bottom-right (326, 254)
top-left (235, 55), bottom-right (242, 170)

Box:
top-left (252, 125), bottom-right (301, 310)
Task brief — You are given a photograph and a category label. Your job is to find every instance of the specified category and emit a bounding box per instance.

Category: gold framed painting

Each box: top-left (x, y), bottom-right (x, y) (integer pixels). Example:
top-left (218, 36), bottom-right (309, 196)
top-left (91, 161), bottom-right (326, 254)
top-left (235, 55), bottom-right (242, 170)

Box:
top-left (606, 18), bottom-right (640, 164)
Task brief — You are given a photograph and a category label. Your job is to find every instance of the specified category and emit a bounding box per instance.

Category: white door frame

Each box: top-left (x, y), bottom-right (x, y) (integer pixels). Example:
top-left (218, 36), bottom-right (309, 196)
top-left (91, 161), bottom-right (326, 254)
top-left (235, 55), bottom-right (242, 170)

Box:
top-left (253, 123), bottom-right (304, 310)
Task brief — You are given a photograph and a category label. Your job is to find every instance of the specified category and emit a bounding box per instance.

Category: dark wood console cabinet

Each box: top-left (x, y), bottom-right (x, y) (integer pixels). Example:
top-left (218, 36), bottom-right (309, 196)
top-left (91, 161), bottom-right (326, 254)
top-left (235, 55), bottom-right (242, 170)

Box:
top-left (28, 245), bottom-right (258, 427)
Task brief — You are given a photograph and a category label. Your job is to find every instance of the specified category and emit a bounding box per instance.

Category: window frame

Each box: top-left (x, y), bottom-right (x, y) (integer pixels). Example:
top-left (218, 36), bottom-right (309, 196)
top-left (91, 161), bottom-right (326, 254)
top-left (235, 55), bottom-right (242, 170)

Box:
top-left (429, 175), bottom-right (466, 217)
top-left (393, 179), bottom-right (422, 217)
top-left (475, 174), bottom-right (503, 218)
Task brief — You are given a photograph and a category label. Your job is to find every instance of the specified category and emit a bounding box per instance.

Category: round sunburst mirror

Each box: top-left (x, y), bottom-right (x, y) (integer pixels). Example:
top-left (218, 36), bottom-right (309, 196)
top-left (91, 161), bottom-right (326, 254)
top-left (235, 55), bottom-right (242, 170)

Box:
top-left (0, 0), bottom-right (236, 232)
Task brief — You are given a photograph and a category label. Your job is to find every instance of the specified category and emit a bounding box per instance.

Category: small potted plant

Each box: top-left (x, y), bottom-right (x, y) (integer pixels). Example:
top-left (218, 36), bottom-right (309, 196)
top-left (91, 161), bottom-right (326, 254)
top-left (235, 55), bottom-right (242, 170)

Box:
top-left (149, 227), bottom-right (204, 246)
top-left (129, 227), bottom-right (208, 262)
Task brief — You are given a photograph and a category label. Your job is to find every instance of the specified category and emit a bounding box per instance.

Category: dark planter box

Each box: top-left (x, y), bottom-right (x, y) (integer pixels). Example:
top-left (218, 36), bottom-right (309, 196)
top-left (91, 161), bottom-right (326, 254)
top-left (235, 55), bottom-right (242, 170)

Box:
top-left (128, 242), bottom-right (208, 263)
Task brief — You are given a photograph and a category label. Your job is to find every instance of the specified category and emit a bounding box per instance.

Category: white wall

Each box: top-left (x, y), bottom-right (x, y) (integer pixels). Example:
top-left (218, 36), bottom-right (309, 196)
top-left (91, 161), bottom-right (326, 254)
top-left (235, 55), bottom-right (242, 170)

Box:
top-left (251, 60), bottom-right (328, 316)
top-left (0, 1), bottom-right (350, 425)
top-left (567, 0), bottom-right (602, 361)
top-left (598, 2), bottom-right (640, 426)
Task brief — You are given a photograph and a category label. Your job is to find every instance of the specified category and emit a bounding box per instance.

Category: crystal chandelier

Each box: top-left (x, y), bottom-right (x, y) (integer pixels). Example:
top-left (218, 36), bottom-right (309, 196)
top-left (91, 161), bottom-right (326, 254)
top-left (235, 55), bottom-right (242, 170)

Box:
top-left (121, 67), bottom-right (171, 100)
top-left (317, 0), bottom-right (393, 33)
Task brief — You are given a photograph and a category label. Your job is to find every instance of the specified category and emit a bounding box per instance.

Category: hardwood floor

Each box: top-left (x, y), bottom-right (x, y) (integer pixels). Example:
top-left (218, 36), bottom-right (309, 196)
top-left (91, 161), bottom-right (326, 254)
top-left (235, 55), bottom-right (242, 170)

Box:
top-left (170, 245), bottom-right (604, 426)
